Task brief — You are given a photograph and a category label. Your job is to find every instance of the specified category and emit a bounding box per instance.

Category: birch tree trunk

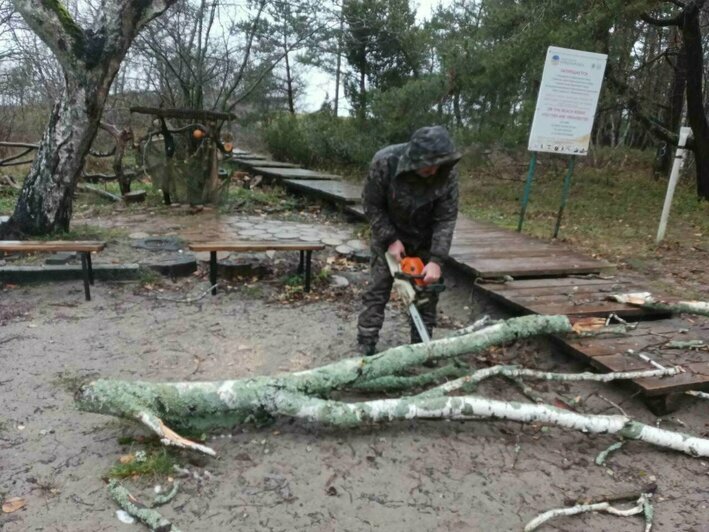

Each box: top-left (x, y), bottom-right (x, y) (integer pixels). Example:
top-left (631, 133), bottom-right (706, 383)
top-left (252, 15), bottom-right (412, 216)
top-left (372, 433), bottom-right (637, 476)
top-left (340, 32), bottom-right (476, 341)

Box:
top-left (75, 315), bottom-right (709, 459)
top-left (0, 0), bottom-right (176, 237)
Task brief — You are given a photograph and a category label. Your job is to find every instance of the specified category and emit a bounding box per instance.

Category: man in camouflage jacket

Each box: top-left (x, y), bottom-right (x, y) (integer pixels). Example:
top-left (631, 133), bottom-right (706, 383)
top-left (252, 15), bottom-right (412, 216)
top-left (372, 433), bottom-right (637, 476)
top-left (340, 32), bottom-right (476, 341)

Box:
top-left (357, 125), bottom-right (461, 355)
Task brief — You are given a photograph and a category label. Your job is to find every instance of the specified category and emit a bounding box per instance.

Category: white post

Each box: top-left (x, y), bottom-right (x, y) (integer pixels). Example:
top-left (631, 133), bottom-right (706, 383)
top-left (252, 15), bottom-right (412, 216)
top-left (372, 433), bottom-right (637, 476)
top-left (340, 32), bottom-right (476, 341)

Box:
top-left (656, 126), bottom-right (692, 243)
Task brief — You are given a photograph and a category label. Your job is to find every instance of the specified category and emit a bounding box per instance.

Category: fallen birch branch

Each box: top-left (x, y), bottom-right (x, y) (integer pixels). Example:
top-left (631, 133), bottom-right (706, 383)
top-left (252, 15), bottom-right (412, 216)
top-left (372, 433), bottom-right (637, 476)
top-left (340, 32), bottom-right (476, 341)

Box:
top-left (595, 441), bottom-right (625, 466)
top-left (608, 292), bottom-right (709, 317)
top-left (267, 389), bottom-right (709, 457)
top-left (108, 480), bottom-right (181, 532)
top-left (525, 492), bottom-right (654, 532)
top-left (75, 315), bottom-right (709, 458)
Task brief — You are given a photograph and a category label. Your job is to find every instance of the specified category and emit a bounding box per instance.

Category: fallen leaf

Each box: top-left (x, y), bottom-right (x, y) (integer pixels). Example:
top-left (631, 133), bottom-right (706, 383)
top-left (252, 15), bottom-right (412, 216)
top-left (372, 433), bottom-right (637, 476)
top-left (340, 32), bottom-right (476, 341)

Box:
top-left (119, 454), bottom-right (135, 464)
top-left (2, 497), bottom-right (26, 513)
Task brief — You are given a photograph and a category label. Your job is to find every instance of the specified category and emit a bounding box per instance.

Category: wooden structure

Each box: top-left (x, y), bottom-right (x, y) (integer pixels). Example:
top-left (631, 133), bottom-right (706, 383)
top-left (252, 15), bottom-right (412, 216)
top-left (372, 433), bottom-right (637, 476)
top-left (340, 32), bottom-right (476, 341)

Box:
top-left (283, 179), bottom-right (362, 204)
top-left (188, 241), bottom-right (325, 295)
top-left (448, 218), bottom-right (613, 278)
top-left (556, 318), bottom-right (709, 411)
top-left (230, 158), bottom-right (300, 169)
top-left (475, 277), bottom-right (708, 411)
top-left (473, 277), bottom-right (664, 320)
top-left (251, 167), bottom-right (338, 181)
top-left (0, 241), bottom-right (106, 300)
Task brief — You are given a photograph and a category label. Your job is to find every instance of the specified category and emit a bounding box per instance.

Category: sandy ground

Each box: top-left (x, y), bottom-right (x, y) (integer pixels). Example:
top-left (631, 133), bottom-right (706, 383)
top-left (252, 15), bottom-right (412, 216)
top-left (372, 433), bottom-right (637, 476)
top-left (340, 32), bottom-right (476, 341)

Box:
top-left (1, 214), bottom-right (709, 531)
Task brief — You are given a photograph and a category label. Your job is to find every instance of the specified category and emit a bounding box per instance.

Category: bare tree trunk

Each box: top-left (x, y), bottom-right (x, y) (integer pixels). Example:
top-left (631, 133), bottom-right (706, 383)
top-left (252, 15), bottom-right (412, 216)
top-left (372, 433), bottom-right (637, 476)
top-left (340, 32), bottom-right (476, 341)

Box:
top-left (682, 1), bottom-right (709, 199)
top-left (0, 0), bottom-right (177, 238)
top-left (9, 77), bottom-right (105, 234)
top-left (358, 63), bottom-right (367, 121)
top-left (657, 33), bottom-right (687, 176)
top-left (285, 51), bottom-right (295, 115)
top-left (334, 5), bottom-right (344, 116)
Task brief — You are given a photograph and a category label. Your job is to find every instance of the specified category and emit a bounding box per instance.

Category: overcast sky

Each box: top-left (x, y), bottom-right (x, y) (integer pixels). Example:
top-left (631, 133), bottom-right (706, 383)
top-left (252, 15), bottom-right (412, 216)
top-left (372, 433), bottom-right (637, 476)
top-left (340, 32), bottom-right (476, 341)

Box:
top-left (300, 0), bottom-right (445, 113)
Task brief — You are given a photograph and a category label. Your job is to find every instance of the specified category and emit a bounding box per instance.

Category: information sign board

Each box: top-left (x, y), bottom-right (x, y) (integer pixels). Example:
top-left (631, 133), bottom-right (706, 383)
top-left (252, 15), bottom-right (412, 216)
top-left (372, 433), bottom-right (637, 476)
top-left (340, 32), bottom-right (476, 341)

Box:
top-left (528, 46), bottom-right (607, 155)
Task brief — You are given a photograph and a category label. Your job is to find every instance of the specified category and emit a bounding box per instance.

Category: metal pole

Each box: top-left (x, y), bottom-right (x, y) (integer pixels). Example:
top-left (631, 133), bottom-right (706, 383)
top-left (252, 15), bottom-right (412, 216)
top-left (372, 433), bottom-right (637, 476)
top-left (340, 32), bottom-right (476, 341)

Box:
top-left (517, 151), bottom-right (538, 232)
top-left (553, 156), bottom-right (576, 239)
top-left (657, 126), bottom-right (692, 243)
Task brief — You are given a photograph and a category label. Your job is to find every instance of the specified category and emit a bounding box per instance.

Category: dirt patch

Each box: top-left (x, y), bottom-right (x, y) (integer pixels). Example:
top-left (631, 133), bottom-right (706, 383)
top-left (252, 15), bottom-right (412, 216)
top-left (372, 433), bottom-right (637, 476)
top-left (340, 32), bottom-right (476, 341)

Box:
top-left (1, 204), bottom-right (709, 530)
top-left (1, 256), bottom-right (709, 531)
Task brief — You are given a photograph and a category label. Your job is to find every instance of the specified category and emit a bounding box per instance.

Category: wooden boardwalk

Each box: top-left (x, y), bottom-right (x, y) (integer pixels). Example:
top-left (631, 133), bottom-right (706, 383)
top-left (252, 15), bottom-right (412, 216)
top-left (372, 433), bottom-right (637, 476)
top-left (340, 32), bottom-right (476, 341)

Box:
top-left (230, 158), bottom-right (300, 169)
top-left (449, 218), bottom-right (613, 278)
top-left (252, 167), bottom-right (339, 181)
top-left (476, 277), bottom-right (709, 407)
top-left (554, 318), bottom-right (709, 394)
top-left (226, 152), bottom-right (707, 409)
top-left (474, 277), bottom-right (665, 320)
top-left (283, 179), bottom-right (362, 204)
top-left (554, 318), bottom-right (709, 412)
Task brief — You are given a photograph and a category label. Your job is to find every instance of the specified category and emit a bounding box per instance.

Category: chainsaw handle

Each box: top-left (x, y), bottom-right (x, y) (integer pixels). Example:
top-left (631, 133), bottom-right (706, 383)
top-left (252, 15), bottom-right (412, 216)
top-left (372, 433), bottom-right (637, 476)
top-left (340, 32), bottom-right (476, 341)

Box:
top-left (394, 272), bottom-right (425, 280)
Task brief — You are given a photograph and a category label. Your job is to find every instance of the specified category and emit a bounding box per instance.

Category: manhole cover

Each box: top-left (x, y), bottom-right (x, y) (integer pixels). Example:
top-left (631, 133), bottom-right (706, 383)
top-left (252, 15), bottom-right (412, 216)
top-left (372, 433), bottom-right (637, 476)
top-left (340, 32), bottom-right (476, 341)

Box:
top-left (131, 237), bottom-right (185, 252)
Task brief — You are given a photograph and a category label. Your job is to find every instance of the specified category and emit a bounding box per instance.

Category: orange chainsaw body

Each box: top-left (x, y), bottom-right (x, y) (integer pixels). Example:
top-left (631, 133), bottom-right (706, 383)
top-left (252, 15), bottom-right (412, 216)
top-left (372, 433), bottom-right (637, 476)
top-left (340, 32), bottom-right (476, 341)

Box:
top-left (400, 257), bottom-right (426, 286)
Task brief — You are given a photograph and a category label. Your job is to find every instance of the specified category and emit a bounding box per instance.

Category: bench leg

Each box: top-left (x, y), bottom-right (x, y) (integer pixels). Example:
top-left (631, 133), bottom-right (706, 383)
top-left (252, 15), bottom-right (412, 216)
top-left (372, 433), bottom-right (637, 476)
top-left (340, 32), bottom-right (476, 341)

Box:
top-left (87, 252), bottom-right (94, 285)
top-left (305, 250), bottom-right (312, 292)
top-left (80, 252), bottom-right (91, 301)
top-left (297, 250), bottom-right (304, 275)
top-left (210, 251), bottom-right (218, 295)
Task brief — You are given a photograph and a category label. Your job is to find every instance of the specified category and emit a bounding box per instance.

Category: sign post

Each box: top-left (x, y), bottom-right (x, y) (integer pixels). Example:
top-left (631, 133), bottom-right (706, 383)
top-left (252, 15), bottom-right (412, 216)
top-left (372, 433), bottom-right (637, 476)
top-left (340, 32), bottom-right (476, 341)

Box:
top-left (656, 126), bottom-right (692, 243)
top-left (519, 46), bottom-right (607, 235)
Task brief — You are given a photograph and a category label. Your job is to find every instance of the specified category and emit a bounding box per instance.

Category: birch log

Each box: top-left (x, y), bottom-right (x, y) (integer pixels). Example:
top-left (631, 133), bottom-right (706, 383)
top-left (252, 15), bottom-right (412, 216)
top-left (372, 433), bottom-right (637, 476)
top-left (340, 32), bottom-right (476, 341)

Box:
top-left (108, 480), bottom-right (181, 532)
top-left (525, 493), bottom-right (653, 532)
top-left (608, 292), bottom-right (709, 317)
top-left (75, 314), bottom-right (709, 458)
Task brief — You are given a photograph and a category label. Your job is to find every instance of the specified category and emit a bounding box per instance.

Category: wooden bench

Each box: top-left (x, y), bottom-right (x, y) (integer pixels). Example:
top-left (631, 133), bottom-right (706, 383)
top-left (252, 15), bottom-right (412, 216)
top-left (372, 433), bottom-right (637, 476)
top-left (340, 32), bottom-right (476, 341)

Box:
top-left (188, 241), bottom-right (325, 295)
top-left (0, 240), bottom-right (106, 301)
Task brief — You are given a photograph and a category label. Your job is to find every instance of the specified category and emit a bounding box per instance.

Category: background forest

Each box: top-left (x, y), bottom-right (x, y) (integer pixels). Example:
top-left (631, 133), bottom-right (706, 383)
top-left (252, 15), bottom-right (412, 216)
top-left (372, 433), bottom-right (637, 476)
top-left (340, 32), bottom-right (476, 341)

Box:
top-left (0, 0), bottom-right (708, 257)
top-left (1, 1), bottom-right (706, 174)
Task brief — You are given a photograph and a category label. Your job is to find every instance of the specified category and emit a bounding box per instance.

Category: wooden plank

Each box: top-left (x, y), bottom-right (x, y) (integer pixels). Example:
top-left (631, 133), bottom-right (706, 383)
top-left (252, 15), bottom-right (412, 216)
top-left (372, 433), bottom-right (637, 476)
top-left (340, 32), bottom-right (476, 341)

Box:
top-left (447, 217), bottom-right (613, 278)
top-left (452, 256), bottom-right (609, 278)
top-left (453, 256), bottom-right (606, 269)
top-left (553, 317), bottom-right (709, 396)
top-left (492, 283), bottom-right (641, 299)
top-left (231, 158), bottom-right (300, 168)
top-left (253, 167), bottom-right (339, 181)
top-left (564, 335), bottom-right (665, 358)
top-left (189, 240), bottom-right (324, 252)
top-left (502, 290), bottom-right (646, 307)
top-left (482, 277), bottom-right (624, 291)
top-left (345, 203), bottom-right (366, 219)
top-left (634, 362), bottom-right (709, 395)
top-left (512, 301), bottom-right (667, 318)
top-left (451, 249), bottom-right (596, 260)
top-left (230, 153), bottom-right (268, 160)
top-left (282, 179), bottom-right (362, 204)
top-left (474, 283), bottom-right (670, 319)
top-left (0, 240), bottom-right (106, 252)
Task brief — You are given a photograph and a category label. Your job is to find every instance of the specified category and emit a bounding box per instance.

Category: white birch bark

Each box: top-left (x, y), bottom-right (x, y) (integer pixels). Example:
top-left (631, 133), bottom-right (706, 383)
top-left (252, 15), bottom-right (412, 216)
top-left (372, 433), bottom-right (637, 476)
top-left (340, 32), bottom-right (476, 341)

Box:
top-left (75, 315), bottom-right (708, 458)
top-left (608, 292), bottom-right (709, 317)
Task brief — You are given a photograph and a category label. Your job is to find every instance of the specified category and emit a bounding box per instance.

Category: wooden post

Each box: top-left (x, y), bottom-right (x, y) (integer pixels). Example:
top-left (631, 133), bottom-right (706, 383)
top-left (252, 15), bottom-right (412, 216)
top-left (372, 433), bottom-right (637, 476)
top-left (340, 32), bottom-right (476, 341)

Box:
top-left (517, 152), bottom-right (538, 232)
top-left (657, 126), bottom-right (692, 243)
top-left (553, 156), bottom-right (576, 239)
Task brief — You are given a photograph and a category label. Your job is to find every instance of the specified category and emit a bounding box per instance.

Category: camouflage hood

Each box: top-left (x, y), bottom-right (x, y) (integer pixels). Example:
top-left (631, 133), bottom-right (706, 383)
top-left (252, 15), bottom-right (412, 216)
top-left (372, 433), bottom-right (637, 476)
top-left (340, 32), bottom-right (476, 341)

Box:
top-left (395, 126), bottom-right (461, 176)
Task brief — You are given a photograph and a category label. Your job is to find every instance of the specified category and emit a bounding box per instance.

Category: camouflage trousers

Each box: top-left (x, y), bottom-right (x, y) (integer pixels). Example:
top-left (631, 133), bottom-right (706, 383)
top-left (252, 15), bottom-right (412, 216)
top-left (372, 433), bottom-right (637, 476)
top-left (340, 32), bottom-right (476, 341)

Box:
top-left (357, 247), bottom-right (439, 346)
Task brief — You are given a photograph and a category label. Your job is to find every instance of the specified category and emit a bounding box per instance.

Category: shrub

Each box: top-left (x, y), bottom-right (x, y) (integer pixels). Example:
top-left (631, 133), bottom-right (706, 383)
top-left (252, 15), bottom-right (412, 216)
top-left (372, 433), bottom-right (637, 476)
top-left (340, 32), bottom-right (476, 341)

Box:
top-left (263, 112), bottom-right (380, 170)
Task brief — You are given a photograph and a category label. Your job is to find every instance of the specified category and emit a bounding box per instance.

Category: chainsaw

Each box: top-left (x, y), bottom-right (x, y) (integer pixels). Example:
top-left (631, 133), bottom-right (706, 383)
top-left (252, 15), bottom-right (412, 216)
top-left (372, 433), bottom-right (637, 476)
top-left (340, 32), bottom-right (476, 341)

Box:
top-left (385, 253), bottom-right (445, 343)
